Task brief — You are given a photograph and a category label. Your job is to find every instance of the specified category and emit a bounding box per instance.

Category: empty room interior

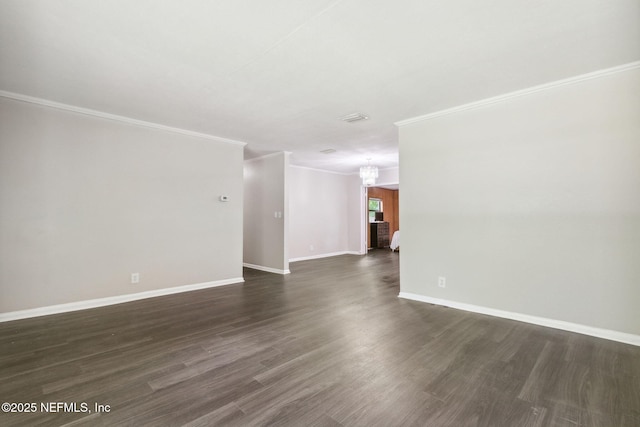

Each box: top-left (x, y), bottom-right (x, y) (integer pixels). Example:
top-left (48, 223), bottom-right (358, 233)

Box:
top-left (1, 1), bottom-right (639, 426)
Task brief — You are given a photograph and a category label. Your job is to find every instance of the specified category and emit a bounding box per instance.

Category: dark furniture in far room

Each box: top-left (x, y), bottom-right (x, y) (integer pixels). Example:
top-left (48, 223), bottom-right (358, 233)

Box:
top-left (370, 221), bottom-right (389, 248)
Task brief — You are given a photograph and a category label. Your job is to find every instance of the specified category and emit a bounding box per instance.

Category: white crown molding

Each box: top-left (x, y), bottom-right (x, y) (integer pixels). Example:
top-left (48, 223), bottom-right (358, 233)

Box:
top-left (0, 277), bottom-right (245, 322)
top-left (243, 263), bottom-right (290, 275)
top-left (243, 152), bottom-right (288, 163)
top-left (398, 292), bottom-right (640, 347)
top-left (0, 90), bottom-right (247, 147)
top-left (395, 61), bottom-right (640, 127)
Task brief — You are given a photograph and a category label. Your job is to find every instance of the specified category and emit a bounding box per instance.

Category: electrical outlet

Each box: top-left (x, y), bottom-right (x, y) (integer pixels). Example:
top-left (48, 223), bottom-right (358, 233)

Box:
top-left (309, 245), bottom-right (314, 251)
top-left (438, 276), bottom-right (446, 288)
top-left (131, 273), bottom-right (140, 284)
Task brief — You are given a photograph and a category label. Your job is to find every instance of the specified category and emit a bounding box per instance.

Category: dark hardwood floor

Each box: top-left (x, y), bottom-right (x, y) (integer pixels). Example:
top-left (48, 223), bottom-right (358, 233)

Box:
top-left (1, 250), bottom-right (639, 426)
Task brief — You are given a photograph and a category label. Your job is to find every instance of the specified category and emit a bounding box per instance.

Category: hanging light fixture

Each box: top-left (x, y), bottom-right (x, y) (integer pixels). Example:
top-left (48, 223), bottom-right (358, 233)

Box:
top-left (359, 159), bottom-right (378, 186)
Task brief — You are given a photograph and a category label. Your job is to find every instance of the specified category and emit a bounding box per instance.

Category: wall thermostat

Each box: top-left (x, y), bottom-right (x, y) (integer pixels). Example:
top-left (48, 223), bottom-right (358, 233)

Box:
top-left (219, 195), bottom-right (229, 202)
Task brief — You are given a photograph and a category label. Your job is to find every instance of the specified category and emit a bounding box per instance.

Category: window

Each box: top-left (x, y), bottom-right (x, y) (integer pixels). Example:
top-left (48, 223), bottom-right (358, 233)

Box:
top-left (369, 198), bottom-right (383, 222)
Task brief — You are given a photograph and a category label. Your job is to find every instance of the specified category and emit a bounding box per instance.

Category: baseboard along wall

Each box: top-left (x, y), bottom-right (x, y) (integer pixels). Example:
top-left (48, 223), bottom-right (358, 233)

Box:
top-left (398, 292), bottom-right (640, 347)
top-left (289, 251), bottom-right (362, 263)
top-left (0, 277), bottom-right (244, 322)
top-left (242, 263), bottom-right (291, 275)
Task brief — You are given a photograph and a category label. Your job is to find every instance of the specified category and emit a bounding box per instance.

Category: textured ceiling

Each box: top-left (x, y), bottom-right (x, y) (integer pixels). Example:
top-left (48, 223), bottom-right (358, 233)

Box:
top-left (1, 0), bottom-right (638, 173)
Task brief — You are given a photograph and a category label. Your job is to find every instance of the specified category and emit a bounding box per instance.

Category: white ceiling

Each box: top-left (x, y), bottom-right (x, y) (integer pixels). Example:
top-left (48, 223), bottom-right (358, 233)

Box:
top-left (1, 0), bottom-right (638, 173)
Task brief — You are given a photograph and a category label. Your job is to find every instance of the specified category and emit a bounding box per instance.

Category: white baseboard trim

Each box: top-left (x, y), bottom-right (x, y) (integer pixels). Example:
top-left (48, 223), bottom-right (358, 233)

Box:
top-left (0, 277), bottom-right (245, 323)
top-left (289, 251), bottom-right (361, 263)
top-left (398, 292), bottom-right (640, 347)
top-left (243, 263), bottom-right (290, 275)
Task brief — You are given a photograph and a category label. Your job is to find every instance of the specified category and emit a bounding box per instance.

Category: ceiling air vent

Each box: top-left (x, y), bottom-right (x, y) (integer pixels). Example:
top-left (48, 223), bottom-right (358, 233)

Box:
top-left (340, 113), bottom-right (369, 123)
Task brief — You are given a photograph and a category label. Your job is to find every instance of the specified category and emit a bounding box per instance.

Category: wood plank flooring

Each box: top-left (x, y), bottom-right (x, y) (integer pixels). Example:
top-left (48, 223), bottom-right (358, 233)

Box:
top-left (1, 250), bottom-right (639, 426)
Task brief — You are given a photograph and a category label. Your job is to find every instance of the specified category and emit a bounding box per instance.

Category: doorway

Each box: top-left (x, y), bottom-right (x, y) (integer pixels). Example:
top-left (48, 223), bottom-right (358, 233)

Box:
top-left (366, 185), bottom-right (399, 250)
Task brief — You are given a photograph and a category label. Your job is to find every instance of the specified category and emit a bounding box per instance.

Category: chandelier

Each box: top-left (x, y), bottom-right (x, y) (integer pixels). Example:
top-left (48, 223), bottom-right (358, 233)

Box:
top-left (359, 159), bottom-right (378, 186)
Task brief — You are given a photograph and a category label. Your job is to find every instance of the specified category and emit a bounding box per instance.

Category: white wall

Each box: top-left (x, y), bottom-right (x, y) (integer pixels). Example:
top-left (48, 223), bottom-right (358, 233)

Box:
top-left (0, 97), bottom-right (245, 314)
top-left (243, 153), bottom-right (289, 273)
top-left (398, 65), bottom-right (640, 338)
top-left (346, 174), bottom-right (365, 255)
top-left (289, 166), bottom-right (361, 260)
top-left (376, 167), bottom-right (399, 185)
